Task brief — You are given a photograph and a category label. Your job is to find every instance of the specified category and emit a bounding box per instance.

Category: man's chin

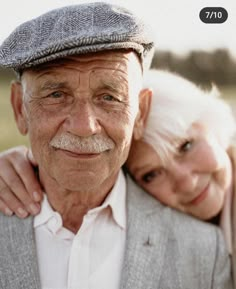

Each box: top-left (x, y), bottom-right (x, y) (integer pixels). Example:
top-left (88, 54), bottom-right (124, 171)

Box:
top-left (52, 170), bottom-right (105, 191)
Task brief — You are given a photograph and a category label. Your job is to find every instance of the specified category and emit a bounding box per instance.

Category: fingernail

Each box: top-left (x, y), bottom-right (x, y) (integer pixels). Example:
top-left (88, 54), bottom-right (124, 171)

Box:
top-left (5, 207), bottom-right (13, 216)
top-left (17, 208), bottom-right (28, 218)
top-left (29, 203), bottom-right (40, 215)
top-left (33, 191), bottom-right (41, 202)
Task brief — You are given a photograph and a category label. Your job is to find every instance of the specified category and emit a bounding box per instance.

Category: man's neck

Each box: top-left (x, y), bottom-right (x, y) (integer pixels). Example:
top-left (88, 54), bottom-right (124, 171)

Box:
top-left (39, 171), bottom-right (119, 233)
top-left (47, 189), bottom-right (109, 233)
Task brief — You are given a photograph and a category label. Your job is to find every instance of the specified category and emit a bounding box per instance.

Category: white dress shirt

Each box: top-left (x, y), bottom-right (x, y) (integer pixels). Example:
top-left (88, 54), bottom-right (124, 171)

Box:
top-left (34, 170), bottom-right (127, 289)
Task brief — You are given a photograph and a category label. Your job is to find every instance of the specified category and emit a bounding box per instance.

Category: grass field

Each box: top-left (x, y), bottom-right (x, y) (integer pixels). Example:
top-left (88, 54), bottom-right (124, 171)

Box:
top-left (1, 79), bottom-right (236, 151)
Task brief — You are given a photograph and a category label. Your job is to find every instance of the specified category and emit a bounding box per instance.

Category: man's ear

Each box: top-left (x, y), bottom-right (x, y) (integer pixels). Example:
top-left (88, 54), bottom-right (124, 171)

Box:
top-left (133, 88), bottom-right (152, 140)
top-left (10, 81), bottom-right (28, 135)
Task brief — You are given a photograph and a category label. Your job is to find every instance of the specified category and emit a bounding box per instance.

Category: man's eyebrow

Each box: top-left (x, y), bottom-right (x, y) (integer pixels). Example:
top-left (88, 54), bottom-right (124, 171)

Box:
top-left (99, 77), bottom-right (128, 91)
top-left (39, 81), bottom-right (68, 91)
top-left (102, 82), bottom-right (123, 91)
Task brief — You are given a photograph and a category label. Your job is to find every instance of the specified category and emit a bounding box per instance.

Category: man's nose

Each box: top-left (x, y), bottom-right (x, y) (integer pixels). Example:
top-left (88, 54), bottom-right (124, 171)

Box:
top-left (64, 101), bottom-right (101, 137)
top-left (171, 163), bottom-right (197, 194)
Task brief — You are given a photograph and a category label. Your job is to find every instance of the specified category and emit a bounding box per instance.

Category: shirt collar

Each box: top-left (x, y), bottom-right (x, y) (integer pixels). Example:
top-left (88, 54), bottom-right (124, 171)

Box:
top-left (34, 194), bottom-right (58, 229)
top-left (34, 169), bottom-right (127, 230)
top-left (87, 169), bottom-right (127, 229)
top-left (108, 169), bottom-right (127, 229)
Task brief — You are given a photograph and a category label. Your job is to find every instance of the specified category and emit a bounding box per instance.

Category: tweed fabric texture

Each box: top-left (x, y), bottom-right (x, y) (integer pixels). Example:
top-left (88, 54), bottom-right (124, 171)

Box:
top-left (120, 176), bottom-right (233, 289)
top-left (0, 2), bottom-right (155, 72)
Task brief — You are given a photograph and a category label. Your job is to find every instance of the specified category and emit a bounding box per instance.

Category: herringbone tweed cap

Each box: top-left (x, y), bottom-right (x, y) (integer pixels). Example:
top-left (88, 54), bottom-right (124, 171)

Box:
top-left (0, 2), bottom-right (155, 72)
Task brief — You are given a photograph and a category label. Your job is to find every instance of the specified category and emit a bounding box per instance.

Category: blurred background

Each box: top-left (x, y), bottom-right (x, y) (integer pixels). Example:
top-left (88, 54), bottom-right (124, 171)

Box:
top-left (0, 0), bottom-right (236, 150)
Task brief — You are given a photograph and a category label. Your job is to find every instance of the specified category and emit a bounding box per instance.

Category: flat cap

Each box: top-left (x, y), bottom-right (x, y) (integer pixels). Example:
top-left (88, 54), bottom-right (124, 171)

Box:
top-left (0, 2), bottom-right (155, 72)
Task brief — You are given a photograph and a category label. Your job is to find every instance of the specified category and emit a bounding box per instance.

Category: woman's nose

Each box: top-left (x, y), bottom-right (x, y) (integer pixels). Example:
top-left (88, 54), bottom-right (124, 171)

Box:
top-left (171, 162), bottom-right (197, 195)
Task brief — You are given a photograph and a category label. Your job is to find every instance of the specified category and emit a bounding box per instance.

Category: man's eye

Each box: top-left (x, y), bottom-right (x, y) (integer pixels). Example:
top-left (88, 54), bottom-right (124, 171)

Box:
top-left (50, 91), bottom-right (64, 98)
top-left (179, 140), bottom-right (193, 153)
top-left (142, 170), bottom-right (161, 183)
top-left (102, 94), bottom-right (118, 102)
top-left (40, 91), bottom-right (69, 107)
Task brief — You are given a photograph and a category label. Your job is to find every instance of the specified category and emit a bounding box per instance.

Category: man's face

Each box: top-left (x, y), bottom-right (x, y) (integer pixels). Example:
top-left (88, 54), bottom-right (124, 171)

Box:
top-left (12, 51), bottom-right (148, 193)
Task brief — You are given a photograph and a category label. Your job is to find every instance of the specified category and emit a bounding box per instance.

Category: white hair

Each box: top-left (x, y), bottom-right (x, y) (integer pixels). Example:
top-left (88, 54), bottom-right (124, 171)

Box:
top-left (142, 69), bottom-right (236, 163)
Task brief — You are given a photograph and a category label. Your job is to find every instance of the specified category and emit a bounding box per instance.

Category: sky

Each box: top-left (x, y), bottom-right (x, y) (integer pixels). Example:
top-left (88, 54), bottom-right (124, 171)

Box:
top-left (0, 0), bottom-right (235, 58)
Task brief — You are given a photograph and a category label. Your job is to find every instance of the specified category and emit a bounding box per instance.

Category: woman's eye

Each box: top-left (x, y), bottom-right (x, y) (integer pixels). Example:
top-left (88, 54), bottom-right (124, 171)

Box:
top-left (179, 140), bottom-right (193, 153)
top-left (142, 170), bottom-right (160, 183)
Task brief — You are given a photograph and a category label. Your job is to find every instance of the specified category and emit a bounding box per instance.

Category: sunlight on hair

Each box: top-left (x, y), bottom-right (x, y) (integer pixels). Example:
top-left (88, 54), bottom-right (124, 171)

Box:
top-left (142, 69), bottom-right (236, 164)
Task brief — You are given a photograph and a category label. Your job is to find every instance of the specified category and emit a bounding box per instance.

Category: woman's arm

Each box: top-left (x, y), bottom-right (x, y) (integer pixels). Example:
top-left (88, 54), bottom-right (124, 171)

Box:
top-left (0, 146), bottom-right (43, 218)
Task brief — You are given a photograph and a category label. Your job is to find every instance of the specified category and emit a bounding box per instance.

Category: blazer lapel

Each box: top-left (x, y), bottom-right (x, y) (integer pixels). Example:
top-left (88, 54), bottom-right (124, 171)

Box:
top-left (0, 215), bottom-right (41, 289)
top-left (120, 176), bottom-right (170, 289)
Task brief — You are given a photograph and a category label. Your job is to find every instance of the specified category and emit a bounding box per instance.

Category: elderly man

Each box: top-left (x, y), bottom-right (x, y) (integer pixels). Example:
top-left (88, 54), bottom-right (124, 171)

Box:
top-left (0, 2), bottom-right (233, 289)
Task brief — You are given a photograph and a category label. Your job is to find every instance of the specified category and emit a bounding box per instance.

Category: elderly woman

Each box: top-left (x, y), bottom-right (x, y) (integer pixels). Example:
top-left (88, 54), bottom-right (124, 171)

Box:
top-left (0, 69), bottom-right (236, 274)
top-left (126, 70), bottom-right (236, 239)
top-left (125, 69), bottom-right (236, 282)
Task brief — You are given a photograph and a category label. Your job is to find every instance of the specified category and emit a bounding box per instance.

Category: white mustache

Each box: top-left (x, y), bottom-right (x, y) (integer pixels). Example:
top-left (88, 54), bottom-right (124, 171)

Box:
top-left (50, 133), bottom-right (115, 153)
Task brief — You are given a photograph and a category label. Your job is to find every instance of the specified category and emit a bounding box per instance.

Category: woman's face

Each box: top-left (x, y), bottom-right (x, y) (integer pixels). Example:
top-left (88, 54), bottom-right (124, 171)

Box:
top-left (126, 123), bottom-right (232, 220)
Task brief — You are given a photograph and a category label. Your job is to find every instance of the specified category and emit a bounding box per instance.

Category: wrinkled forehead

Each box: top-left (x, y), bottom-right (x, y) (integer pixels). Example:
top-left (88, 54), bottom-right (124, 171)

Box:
top-left (20, 50), bottom-right (144, 100)
top-left (20, 50), bottom-right (143, 79)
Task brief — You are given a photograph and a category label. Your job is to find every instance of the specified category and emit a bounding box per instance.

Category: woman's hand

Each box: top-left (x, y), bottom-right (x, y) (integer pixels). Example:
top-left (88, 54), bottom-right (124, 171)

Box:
top-left (0, 146), bottom-right (43, 218)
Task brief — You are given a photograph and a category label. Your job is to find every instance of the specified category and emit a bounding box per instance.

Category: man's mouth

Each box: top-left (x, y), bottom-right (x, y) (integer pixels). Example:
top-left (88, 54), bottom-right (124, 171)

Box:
top-left (55, 148), bottom-right (102, 159)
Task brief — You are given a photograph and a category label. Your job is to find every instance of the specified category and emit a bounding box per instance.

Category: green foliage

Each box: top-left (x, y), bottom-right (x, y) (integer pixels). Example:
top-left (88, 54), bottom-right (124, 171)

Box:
top-left (0, 80), bottom-right (29, 150)
top-left (151, 49), bottom-right (236, 86)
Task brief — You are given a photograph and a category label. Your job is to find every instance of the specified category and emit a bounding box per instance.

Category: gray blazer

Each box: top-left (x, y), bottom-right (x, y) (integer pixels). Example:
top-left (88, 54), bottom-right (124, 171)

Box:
top-left (0, 175), bottom-right (232, 289)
